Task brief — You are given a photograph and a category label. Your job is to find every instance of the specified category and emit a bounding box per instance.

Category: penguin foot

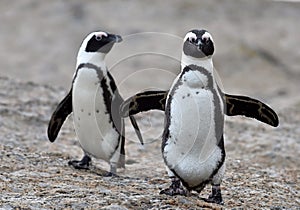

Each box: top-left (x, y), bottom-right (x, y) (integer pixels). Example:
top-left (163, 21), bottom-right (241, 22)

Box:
top-left (104, 164), bottom-right (118, 177)
top-left (104, 171), bottom-right (118, 177)
top-left (68, 155), bottom-right (91, 170)
top-left (205, 184), bottom-right (224, 205)
top-left (160, 177), bottom-right (188, 196)
top-left (160, 186), bottom-right (188, 196)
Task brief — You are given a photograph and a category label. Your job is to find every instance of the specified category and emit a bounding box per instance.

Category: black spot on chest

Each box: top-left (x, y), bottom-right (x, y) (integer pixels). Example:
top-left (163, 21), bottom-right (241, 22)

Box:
top-left (162, 65), bottom-right (224, 152)
top-left (74, 63), bottom-right (123, 134)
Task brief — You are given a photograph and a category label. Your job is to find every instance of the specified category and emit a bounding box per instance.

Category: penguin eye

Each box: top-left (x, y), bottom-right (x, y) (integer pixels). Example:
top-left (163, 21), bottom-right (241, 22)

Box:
top-left (95, 35), bottom-right (102, 41)
top-left (189, 36), bottom-right (196, 43)
top-left (202, 37), bottom-right (210, 44)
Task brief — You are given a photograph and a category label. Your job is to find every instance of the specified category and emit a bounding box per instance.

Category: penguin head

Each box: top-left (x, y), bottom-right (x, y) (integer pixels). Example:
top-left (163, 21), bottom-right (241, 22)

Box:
top-left (183, 29), bottom-right (214, 59)
top-left (76, 31), bottom-right (122, 66)
top-left (81, 31), bottom-right (122, 54)
top-left (77, 31), bottom-right (122, 63)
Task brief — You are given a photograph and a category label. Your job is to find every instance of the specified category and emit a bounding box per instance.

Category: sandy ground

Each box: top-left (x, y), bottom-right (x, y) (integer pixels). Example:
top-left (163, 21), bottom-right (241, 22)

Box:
top-left (0, 0), bottom-right (299, 209)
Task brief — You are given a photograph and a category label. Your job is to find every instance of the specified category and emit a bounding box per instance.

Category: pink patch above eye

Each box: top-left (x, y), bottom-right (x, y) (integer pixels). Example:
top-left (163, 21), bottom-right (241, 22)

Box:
top-left (184, 32), bottom-right (197, 42)
top-left (201, 32), bottom-right (213, 42)
top-left (95, 32), bottom-right (108, 38)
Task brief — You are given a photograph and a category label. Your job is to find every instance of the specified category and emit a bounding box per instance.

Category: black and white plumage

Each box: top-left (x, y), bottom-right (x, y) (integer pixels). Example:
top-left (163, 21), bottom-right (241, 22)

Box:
top-left (48, 31), bottom-right (143, 175)
top-left (119, 30), bottom-right (279, 204)
top-left (160, 29), bottom-right (226, 204)
top-left (120, 90), bottom-right (279, 128)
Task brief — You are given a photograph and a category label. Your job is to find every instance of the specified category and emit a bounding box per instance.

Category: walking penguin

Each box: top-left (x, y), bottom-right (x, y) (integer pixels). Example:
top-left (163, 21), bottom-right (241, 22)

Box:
top-left (120, 29), bottom-right (279, 204)
top-left (48, 31), bottom-right (143, 175)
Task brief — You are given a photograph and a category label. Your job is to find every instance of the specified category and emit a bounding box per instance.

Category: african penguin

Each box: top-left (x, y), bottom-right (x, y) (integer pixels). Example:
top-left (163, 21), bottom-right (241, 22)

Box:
top-left (161, 29), bottom-right (226, 204)
top-left (48, 31), bottom-right (143, 175)
top-left (119, 29), bottom-right (279, 204)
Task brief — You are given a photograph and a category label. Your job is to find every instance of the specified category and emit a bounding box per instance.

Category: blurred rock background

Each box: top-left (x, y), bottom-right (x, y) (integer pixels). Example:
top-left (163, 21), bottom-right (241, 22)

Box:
top-left (1, 0), bottom-right (299, 101)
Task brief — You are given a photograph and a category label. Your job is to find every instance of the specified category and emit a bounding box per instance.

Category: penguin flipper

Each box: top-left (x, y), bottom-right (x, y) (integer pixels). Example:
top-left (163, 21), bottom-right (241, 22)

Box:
top-left (118, 122), bottom-right (126, 168)
top-left (47, 88), bottom-right (73, 142)
top-left (120, 89), bottom-right (279, 127)
top-left (224, 94), bottom-right (279, 127)
top-left (120, 90), bottom-right (168, 117)
top-left (129, 116), bottom-right (144, 145)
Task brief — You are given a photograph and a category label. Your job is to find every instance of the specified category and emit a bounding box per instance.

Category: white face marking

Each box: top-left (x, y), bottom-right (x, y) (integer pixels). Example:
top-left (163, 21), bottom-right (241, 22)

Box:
top-left (184, 32), bottom-right (197, 42)
top-left (79, 31), bottom-right (108, 54)
top-left (95, 31), bottom-right (108, 37)
top-left (80, 32), bottom-right (95, 51)
top-left (95, 31), bottom-right (108, 40)
top-left (202, 32), bottom-right (213, 43)
top-left (75, 31), bottom-right (107, 69)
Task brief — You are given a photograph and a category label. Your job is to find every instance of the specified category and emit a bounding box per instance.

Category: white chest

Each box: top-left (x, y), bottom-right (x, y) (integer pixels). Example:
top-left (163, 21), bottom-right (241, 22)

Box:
top-left (181, 70), bottom-right (209, 88)
top-left (72, 67), bottom-right (119, 160)
top-left (163, 69), bottom-right (224, 187)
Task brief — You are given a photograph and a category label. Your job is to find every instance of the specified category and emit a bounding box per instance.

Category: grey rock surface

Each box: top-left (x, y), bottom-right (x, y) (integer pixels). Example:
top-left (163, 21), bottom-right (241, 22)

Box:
top-left (0, 76), bottom-right (299, 209)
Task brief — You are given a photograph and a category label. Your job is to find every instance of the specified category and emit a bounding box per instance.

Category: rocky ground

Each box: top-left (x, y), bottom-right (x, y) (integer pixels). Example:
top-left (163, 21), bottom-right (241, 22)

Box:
top-left (1, 0), bottom-right (300, 209)
top-left (0, 77), bottom-right (299, 209)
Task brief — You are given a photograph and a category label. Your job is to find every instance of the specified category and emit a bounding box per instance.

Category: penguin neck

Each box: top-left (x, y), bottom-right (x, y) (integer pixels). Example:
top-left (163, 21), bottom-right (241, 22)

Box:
top-left (76, 51), bottom-right (106, 70)
top-left (181, 53), bottom-right (213, 72)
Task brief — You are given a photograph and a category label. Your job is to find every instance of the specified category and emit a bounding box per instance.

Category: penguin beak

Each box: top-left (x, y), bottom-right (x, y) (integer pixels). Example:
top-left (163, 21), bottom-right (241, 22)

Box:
top-left (195, 39), bottom-right (202, 47)
top-left (108, 34), bottom-right (123, 43)
top-left (114, 34), bottom-right (123, 43)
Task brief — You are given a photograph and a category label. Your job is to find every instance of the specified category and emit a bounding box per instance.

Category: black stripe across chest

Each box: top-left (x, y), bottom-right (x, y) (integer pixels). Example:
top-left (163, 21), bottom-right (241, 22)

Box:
top-left (162, 65), bottom-right (224, 148)
top-left (73, 63), bottom-right (120, 128)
